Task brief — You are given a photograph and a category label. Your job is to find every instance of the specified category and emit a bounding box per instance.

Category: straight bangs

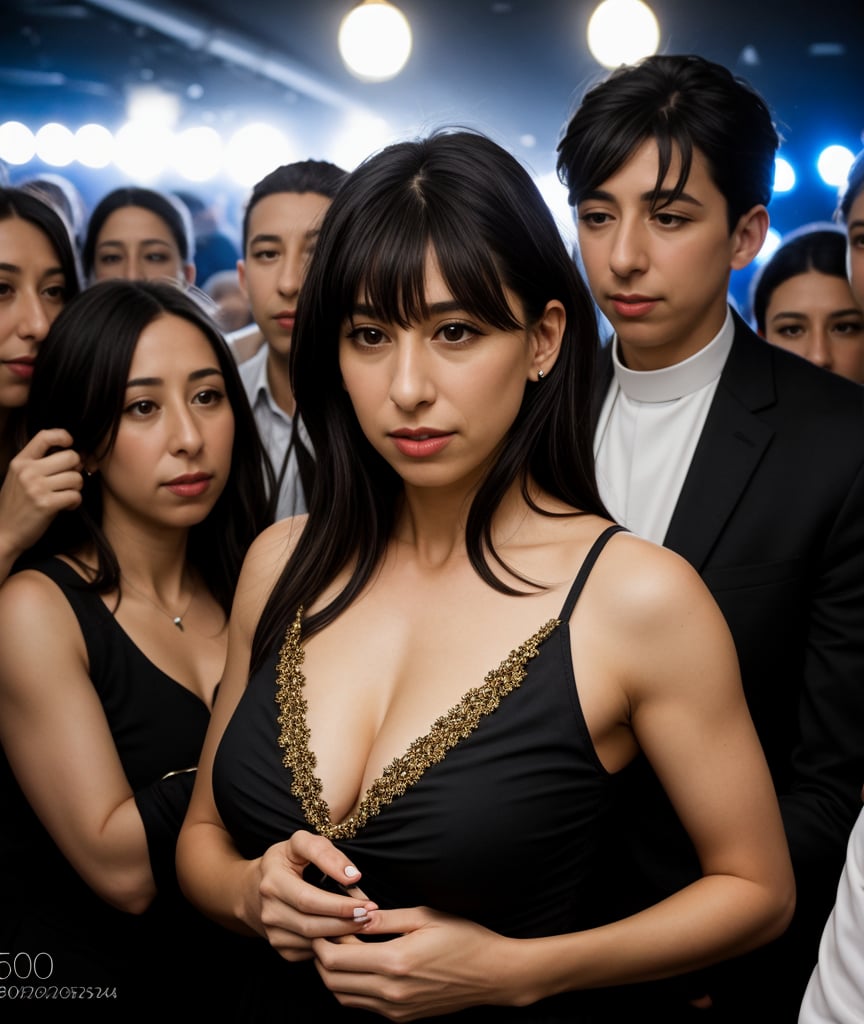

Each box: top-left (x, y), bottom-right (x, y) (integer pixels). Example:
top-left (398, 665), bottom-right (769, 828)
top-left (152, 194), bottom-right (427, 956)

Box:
top-left (329, 190), bottom-right (522, 335)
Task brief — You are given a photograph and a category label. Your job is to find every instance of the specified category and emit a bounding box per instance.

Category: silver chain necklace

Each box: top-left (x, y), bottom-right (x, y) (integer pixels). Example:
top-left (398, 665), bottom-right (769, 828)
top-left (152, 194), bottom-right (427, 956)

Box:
top-left (121, 575), bottom-right (196, 631)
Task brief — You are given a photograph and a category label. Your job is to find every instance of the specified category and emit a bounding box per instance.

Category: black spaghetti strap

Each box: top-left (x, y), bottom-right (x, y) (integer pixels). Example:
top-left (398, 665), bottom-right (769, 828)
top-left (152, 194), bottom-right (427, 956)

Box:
top-left (558, 524), bottom-right (628, 622)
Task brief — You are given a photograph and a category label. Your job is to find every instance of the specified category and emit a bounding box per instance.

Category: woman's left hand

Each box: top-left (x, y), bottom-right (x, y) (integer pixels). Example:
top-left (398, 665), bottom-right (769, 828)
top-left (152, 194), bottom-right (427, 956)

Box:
top-left (312, 907), bottom-right (527, 1020)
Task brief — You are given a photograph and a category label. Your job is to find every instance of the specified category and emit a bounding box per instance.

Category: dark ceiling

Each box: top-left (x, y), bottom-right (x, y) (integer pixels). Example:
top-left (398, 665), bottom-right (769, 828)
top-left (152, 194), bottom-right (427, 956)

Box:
top-left (2, 0), bottom-right (863, 244)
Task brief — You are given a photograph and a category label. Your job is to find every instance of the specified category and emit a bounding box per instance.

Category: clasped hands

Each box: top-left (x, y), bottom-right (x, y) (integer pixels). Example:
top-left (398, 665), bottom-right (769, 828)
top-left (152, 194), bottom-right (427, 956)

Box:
top-left (255, 830), bottom-right (525, 1020)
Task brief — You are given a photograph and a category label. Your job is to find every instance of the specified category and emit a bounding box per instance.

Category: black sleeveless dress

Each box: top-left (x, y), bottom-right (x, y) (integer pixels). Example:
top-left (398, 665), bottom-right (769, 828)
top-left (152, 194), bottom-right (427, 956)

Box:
top-left (0, 557), bottom-right (257, 1013)
top-left (212, 525), bottom-right (626, 1021)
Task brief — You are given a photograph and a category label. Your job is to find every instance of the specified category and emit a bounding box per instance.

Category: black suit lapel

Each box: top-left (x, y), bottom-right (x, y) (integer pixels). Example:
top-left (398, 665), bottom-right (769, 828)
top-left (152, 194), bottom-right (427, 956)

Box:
top-left (663, 317), bottom-right (777, 570)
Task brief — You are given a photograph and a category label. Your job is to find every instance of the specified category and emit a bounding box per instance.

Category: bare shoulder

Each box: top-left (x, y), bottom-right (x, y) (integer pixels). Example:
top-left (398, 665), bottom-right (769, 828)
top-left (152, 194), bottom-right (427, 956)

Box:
top-left (0, 567), bottom-right (79, 632)
top-left (587, 530), bottom-right (725, 638)
top-left (0, 568), bottom-right (87, 695)
top-left (232, 514), bottom-right (308, 623)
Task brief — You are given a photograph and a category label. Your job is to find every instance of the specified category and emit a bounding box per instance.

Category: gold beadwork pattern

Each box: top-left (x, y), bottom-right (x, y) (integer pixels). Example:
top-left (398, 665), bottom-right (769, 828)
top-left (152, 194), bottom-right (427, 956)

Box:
top-left (275, 606), bottom-right (561, 841)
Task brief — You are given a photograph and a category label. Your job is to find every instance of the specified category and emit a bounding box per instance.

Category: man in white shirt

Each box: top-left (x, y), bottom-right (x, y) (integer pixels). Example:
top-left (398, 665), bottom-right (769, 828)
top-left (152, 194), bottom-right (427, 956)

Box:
top-left (558, 54), bottom-right (864, 1023)
top-left (235, 160), bottom-right (347, 519)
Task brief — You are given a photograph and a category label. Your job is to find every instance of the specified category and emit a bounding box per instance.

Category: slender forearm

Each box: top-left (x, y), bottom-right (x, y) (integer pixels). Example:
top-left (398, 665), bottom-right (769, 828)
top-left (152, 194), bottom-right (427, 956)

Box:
top-left (512, 874), bottom-right (793, 1003)
top-left (176, 820), bottom-right (263, 937)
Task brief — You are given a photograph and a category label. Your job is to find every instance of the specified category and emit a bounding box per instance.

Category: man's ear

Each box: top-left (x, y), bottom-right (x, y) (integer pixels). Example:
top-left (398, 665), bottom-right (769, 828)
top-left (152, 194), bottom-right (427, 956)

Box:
top-left (529, 299), bottom-right (566, 381)
top-left (730, 204), bottom-right (770, 271)
top-left (236, 258), bottom-right (248, 298)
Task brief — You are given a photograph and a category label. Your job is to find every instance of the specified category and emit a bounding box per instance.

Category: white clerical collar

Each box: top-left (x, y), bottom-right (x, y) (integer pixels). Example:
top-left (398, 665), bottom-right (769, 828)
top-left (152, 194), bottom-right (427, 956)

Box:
top-left (611, 309), bottom-right (735, 403)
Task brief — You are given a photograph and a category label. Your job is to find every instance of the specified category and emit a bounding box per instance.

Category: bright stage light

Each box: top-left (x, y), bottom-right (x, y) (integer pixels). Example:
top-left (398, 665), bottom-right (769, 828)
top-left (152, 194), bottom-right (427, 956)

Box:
top-left (35, 123), bottom-right (75, 167)
top-left (338, 1), bottom-right (413, 82)
top-left (587, 0), bottom-right (660, 68)
top-left (114, 121), bottom-right (172, 182)
top-left (328, 112), bottom-right (393, 171)
top-left (74, 124), bottom-right (115, 168)
top-left (0, 122), bottom-right (36, 165)
top-left (817, 145), bottom-right (855, 188)
top-left (173, 126), bottom-right (223, 182)
top-left (225, 123), bottom-right (293, 186)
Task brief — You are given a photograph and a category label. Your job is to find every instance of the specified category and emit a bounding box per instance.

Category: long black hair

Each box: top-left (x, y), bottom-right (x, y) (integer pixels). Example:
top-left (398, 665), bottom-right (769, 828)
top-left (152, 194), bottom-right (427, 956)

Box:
top-left (25, 279), bottom-right (274, 614)
top-left (251, 129), bottom-right (608, 668)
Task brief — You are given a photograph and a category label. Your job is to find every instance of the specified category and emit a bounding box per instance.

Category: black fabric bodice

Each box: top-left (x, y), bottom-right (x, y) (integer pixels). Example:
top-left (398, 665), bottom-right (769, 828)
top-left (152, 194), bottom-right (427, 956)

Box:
top-left (212, 525), bottom-right (625, 1020)
top-left (0, 557), bottom-right (254, 1011)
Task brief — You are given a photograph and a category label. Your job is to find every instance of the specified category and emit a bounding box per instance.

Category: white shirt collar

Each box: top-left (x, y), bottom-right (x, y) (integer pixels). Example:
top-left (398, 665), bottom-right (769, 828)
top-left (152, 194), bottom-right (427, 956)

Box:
top-left (611, 308), bottom-right (735, 403)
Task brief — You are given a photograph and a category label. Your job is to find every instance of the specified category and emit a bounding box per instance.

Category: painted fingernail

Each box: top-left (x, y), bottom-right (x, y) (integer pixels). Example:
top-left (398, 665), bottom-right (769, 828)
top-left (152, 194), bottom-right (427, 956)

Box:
top-left (353, 908), bottom-right (369, 920)
top-left (345, 865), bottom-right (360, 878)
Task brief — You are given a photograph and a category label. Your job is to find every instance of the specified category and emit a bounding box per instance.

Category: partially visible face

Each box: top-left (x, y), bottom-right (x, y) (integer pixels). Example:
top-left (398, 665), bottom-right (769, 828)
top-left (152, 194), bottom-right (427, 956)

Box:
top-left (576, 139), bottom-right (761, 371)
top-left (762, 270), bottom-right (864, 383)
top-left (338, 252), bottom-right (546, 496)
top-left (0, 216), bottom-right (67, 413)
top-left (92, 206), bottom-right (193, 285)
top-left (238, 191), bottom-right (332, 361)
top-left (846, 188), bottom-right (864, 310)
top-left (95, 314), bottom-right (235, 534)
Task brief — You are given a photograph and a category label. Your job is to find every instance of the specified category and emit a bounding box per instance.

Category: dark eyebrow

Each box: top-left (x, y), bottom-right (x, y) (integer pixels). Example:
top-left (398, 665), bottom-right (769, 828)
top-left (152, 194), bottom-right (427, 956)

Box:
top-left (250, 228), bottom-right (320, 247)
top-left (0, 261), bottom-right (64, 278)
top-left (97, 239), bottom-right (173, 249)
top-left (126, 367), bottom-right (224, 388)
top-left (578, 188), bottom-right (703, 208)
top-left (351, 301), bottom-right (465, 318)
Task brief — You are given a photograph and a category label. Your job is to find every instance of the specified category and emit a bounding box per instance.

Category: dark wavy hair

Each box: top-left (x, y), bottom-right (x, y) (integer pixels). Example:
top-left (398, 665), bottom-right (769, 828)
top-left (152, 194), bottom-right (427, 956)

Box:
top-left (557, 54), bottom-right (779, 231)
top-left (749, 224), bottom-right (850, 333)
top-left (81, 186), bottom-right (195, 281)
top-left (250, 128), bottom-right (609, 668)
top-left (25, 279), bottom-right (274, 614)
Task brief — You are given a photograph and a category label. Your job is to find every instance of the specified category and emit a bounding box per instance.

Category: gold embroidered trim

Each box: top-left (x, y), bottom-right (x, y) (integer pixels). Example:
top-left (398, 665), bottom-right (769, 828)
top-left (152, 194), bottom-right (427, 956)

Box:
top-left (275, 607), bottom-right (560, 840)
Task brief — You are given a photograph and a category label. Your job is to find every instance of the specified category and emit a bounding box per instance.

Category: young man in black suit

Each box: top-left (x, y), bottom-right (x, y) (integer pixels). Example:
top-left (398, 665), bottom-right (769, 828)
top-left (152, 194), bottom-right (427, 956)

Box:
top-left (557, 53), bottom-right (864, 1022)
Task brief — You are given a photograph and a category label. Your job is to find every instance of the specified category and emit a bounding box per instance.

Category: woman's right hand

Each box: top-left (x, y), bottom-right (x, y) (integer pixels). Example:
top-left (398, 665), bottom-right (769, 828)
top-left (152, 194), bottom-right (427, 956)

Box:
top-left (257, 830), bottom-right (378, 962)
top-left (0, 428), bottom-right (83, 575)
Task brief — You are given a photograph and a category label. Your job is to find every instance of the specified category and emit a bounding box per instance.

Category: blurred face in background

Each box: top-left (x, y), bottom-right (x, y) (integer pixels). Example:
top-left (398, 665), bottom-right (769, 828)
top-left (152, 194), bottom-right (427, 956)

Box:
top-left (761, 269), bottom-right (864, 383)
top-left (92, 206), bottom-right (195, 286)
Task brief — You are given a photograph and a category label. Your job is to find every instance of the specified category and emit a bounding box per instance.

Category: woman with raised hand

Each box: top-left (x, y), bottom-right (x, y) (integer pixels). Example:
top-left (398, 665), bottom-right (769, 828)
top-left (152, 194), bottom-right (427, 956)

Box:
top-left (0, 279), bottom-right (271, 1008)
top-left (0, 186), bottom-right (82, 584)
top-left (177, 130), bottom-right (794, 1021)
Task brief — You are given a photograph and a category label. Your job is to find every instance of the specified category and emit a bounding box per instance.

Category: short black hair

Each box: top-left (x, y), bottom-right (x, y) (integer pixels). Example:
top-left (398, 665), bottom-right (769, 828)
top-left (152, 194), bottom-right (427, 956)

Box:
top-left (241, 159), bottom-right (348, 251)
top-left (557, 53), bottom-right (779, 231)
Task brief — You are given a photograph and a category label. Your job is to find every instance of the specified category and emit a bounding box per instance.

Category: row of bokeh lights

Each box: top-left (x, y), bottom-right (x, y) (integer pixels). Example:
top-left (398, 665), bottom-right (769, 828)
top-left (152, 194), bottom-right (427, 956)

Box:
top-left (0, 117), bottom-right (394, 188)
top-left (2, 119), bottom-right (858, 193)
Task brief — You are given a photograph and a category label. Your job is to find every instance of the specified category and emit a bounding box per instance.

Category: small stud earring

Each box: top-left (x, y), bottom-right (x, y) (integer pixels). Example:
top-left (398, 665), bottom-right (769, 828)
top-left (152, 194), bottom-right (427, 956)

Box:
top-left (537, 369), bottom-right (545, 381)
